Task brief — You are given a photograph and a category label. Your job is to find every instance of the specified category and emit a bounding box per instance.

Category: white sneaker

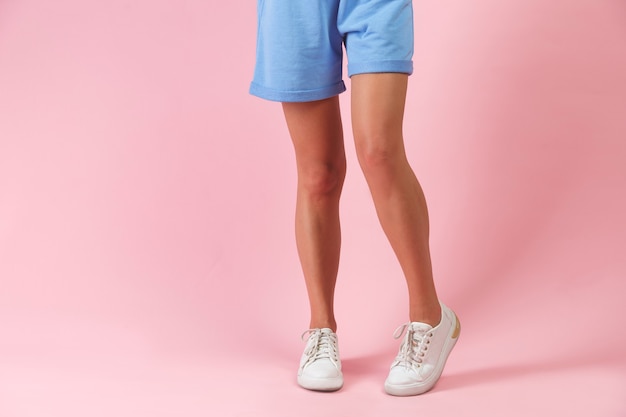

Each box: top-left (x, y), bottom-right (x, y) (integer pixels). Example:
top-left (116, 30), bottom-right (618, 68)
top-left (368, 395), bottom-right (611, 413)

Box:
top-left (297, 328), bottom-right (343, 391)
top-left (384, 303), bottom-right (460, 396)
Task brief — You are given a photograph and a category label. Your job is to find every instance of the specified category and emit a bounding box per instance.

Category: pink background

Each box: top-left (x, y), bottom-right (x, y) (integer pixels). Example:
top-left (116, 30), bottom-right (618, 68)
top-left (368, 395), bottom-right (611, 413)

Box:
top-left (1, 0), bottom-right (625, 415)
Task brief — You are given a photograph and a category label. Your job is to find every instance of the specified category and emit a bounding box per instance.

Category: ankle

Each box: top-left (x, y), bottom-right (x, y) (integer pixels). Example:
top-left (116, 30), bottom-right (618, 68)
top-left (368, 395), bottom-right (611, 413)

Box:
top-left (409, 303), bottom-right (442, 327)
top-left (309, 319), bottom-right (337, 332)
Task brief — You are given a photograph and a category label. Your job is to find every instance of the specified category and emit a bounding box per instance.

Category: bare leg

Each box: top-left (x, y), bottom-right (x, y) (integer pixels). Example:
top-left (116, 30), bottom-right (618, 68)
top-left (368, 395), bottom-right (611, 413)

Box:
top-left (282, 96), bottom-right (346, 332)
top-left (351, 73), bottom-right (441, 326)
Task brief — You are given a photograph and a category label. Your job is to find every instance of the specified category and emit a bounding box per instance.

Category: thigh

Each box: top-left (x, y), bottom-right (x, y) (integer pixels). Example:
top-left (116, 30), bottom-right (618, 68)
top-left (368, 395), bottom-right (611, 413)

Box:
top-left (351, 73), bottom-right (408, 155)
top-left (282, 97), bottom-right (345, 169)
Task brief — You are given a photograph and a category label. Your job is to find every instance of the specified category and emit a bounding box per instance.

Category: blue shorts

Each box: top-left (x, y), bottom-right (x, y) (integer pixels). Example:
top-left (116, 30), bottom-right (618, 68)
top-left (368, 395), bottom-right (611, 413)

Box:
top-left (250, 0), bottom-right (414, 102)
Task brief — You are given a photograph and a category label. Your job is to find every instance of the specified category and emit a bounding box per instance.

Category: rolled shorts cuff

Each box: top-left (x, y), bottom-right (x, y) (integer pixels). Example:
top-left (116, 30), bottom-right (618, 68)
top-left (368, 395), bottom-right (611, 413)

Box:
top-left (348, 60), bottom-right (414, 77)
top-left (249, 81), bottom-right (347, 103)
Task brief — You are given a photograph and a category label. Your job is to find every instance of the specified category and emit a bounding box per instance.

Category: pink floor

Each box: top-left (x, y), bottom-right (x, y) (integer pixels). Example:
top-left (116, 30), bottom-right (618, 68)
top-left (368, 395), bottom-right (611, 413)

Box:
top-left (1, 1), bottom-right (625, 416)
top-left (2, 280), bottom-right (625, 416)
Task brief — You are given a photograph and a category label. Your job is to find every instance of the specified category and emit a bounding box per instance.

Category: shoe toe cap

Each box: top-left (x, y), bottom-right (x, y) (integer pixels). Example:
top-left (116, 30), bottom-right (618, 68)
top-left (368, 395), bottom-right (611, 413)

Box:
top-left (386, 366), bottom-right (422, 386)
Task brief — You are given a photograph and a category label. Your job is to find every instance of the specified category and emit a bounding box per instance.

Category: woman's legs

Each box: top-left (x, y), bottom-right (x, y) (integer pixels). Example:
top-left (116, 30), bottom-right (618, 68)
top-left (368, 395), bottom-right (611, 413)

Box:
top-left (351, 73), bottom-right (441, 326)
top-left (282, 96), bottom-right (346, 332)
top-left (282, 73), bottom-right (440, 329)
top-left (282, 77), bottom-right (453, 394)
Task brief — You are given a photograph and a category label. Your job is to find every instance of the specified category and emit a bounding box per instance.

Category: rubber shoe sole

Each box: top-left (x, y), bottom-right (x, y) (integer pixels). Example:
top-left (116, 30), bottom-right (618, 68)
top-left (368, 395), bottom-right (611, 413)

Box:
top-left (297, 374), bottom-right (344, 392)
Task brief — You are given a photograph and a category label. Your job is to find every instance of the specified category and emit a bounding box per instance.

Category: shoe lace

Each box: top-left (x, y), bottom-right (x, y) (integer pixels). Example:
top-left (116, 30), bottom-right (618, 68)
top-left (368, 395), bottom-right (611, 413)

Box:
top-left (392, 323), bottom-right (433, 369)
top-left (301, 329), bottom-right (339, 365)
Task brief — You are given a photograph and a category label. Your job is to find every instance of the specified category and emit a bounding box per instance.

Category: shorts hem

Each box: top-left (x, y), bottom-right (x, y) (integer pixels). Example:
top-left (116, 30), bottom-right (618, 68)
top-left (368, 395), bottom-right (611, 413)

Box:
top-left (348, 60), bottom-right (414, 77)
top-left (249, 81), bottom-right (347, 103)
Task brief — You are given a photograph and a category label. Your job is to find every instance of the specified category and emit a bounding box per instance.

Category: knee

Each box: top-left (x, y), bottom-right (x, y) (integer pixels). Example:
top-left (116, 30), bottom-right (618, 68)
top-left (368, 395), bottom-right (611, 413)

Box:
top-left (299, 162), bottom-right (346, 198)
top-left (355, 134), bottom-right (405, 178)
